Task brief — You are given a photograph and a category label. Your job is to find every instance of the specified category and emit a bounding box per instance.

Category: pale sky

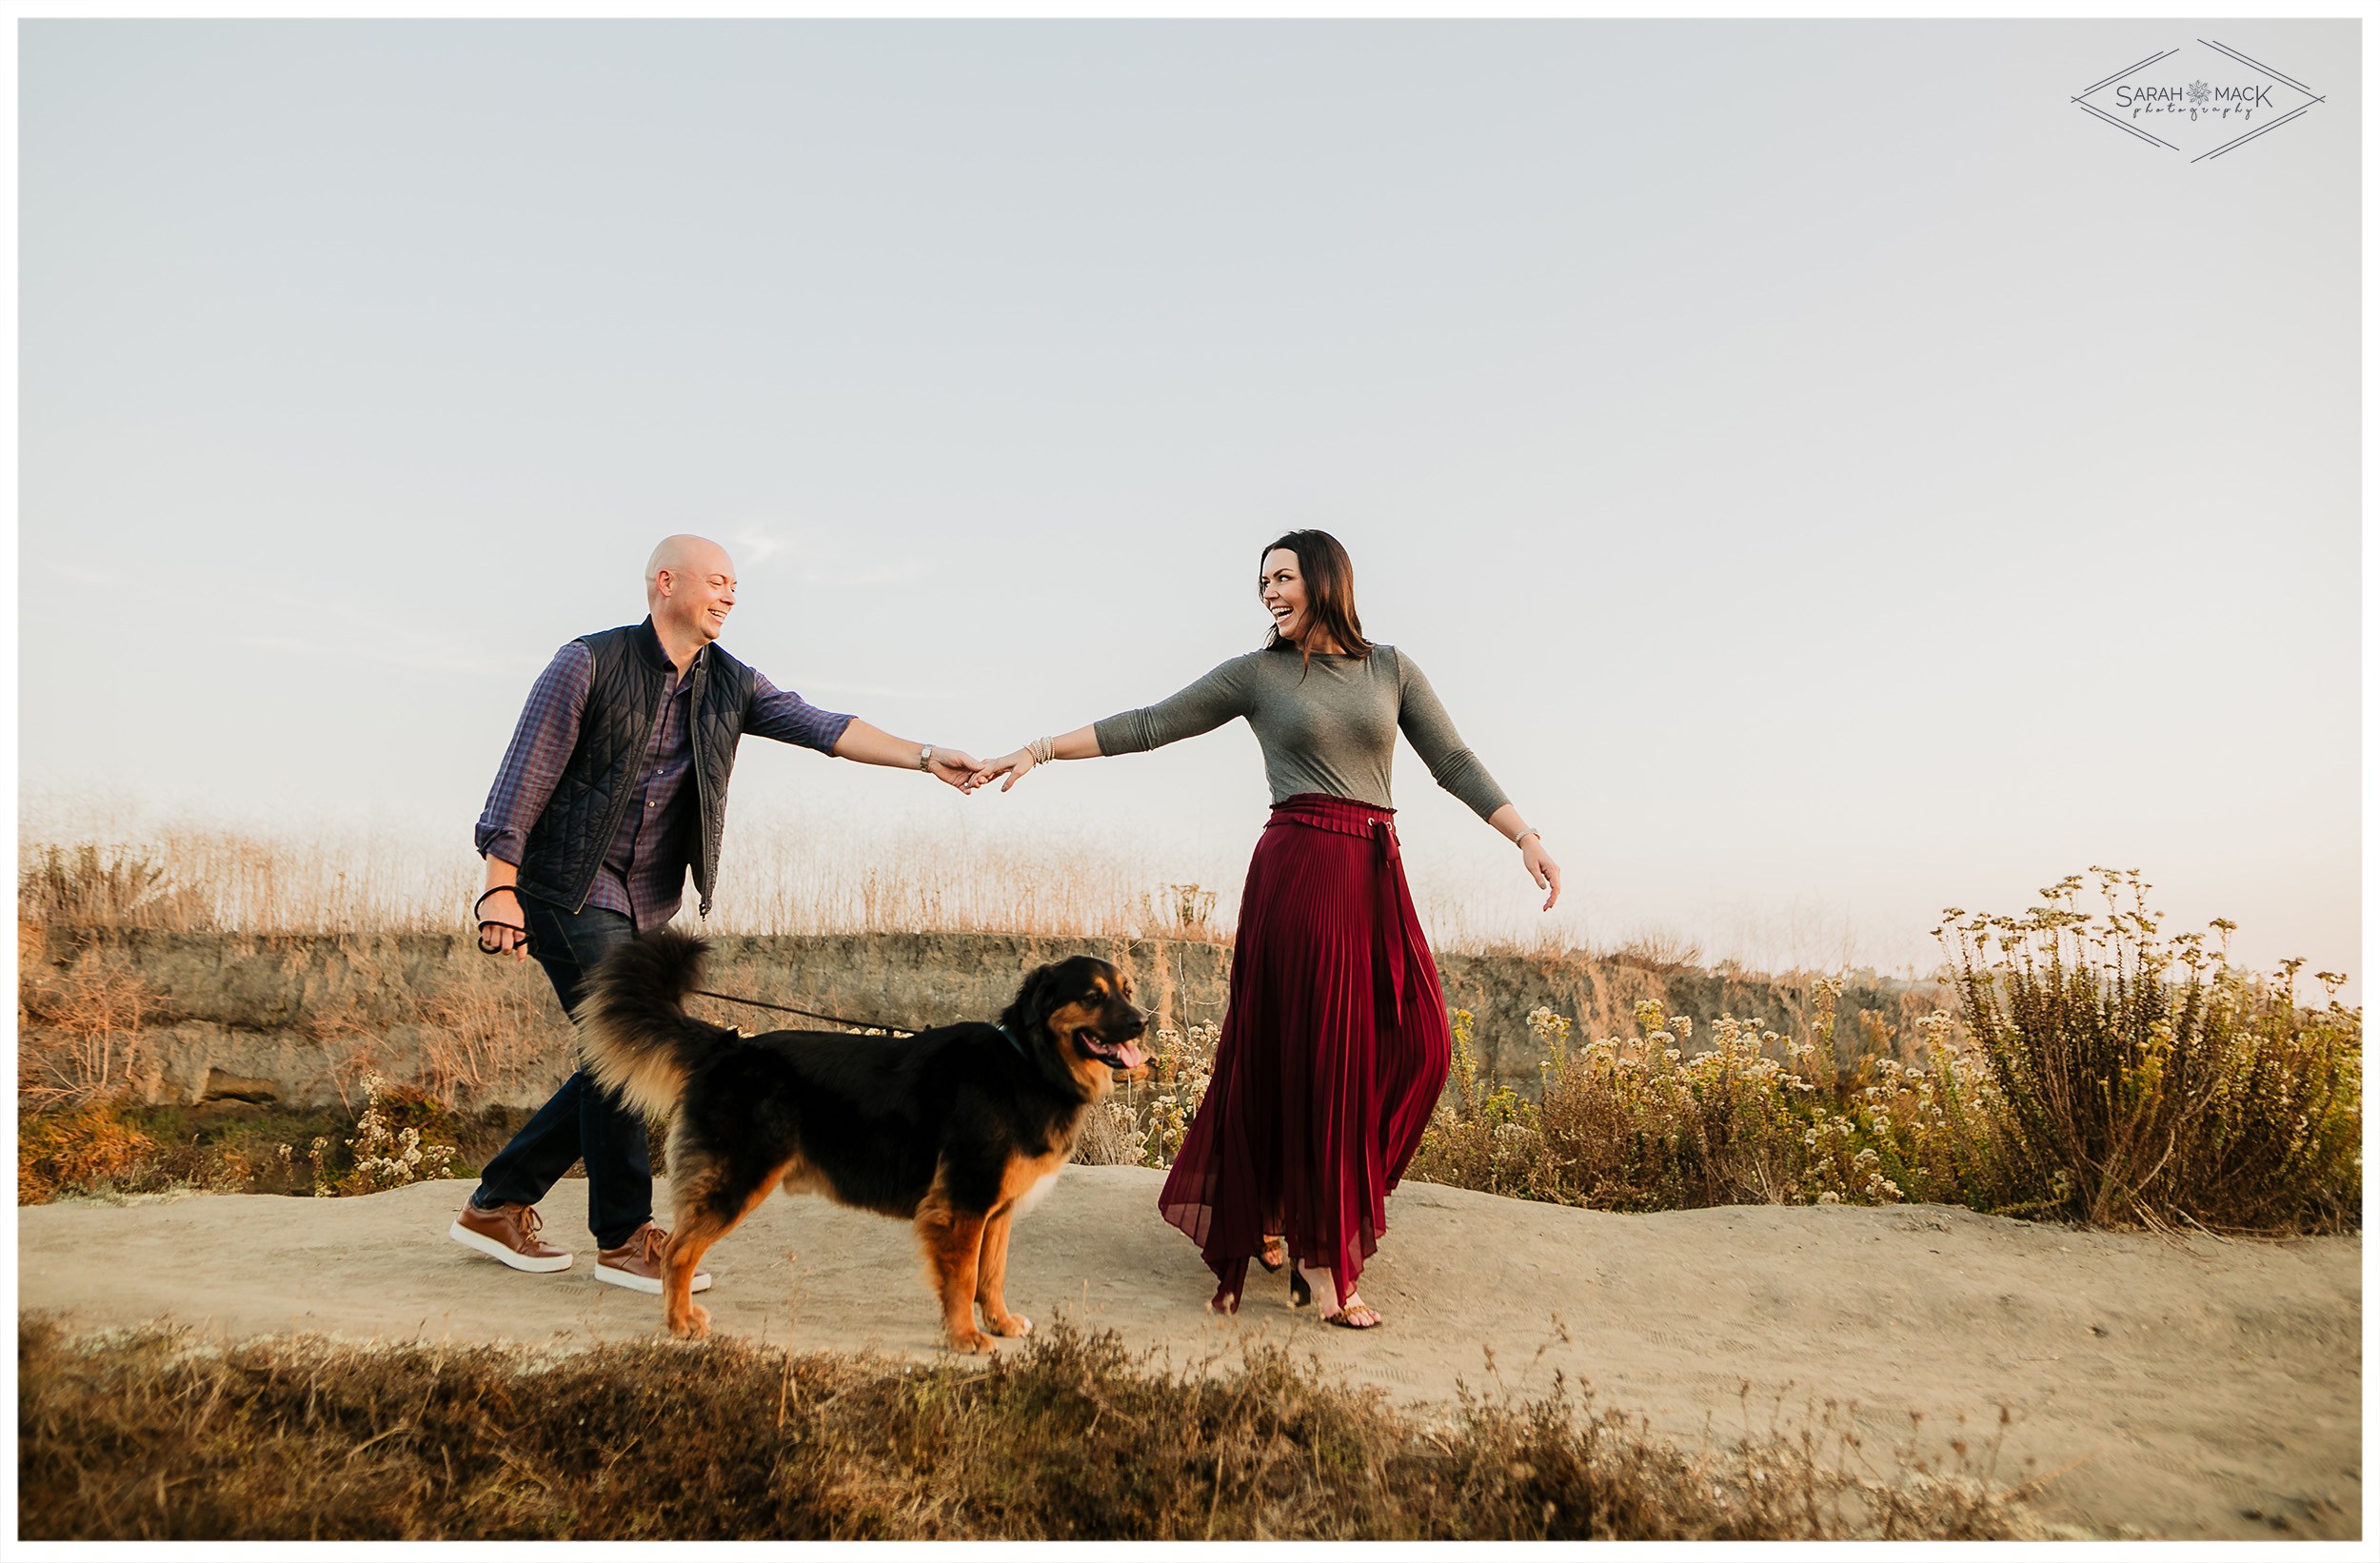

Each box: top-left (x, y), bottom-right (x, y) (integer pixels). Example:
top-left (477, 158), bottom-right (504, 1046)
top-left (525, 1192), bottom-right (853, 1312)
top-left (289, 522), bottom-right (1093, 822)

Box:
top-left (17, 17), bottom-right (2364, 986)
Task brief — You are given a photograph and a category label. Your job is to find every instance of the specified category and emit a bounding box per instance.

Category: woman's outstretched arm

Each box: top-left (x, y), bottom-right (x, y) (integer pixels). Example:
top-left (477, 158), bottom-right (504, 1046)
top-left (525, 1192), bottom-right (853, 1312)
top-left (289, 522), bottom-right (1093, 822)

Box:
top-left (971, 655), bottom-right (1259, 792)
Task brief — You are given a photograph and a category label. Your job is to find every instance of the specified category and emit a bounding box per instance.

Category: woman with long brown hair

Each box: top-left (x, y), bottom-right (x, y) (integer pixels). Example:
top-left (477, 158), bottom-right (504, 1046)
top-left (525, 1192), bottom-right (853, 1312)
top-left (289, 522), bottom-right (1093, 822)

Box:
top-left (970, 530), bottom-right (1559, 1327)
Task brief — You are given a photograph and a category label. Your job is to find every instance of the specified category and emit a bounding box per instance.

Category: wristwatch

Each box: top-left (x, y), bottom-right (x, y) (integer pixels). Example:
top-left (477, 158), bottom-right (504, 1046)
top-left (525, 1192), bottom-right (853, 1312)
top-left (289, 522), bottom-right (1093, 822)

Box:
top-left (918, 744), bottom-right (936, 772)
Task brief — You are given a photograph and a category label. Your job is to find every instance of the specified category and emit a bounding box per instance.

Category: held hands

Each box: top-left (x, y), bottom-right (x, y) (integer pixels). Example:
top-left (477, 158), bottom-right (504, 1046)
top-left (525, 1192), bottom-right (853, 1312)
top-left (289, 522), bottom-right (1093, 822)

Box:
top-left (966, 747), bottom-right (1039, 793)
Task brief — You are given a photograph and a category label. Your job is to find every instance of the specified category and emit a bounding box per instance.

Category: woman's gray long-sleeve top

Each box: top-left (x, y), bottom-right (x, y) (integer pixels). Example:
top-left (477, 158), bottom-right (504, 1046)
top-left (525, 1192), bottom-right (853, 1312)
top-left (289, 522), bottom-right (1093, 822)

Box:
top-left (1090, 644), bottom-right (1512, 822)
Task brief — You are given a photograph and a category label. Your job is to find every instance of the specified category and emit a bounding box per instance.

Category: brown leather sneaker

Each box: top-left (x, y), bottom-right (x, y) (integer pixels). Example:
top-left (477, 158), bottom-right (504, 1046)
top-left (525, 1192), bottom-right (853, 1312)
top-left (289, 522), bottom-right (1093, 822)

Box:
top-left (595, 1220), bottom-right (711, 1296)
top-left (448, 1199), bottom-right (571, 1274)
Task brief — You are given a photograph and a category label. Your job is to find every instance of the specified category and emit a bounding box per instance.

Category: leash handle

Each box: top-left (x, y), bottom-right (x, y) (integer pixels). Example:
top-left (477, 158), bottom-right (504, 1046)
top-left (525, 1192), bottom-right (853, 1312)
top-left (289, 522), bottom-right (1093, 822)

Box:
top-left (473, 887), bottom-right (529, 957)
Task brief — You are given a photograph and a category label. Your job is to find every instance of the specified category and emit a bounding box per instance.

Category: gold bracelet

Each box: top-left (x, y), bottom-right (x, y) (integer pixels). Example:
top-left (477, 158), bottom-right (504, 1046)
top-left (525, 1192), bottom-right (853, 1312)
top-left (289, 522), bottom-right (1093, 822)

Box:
top-left (1028, 736), bottom-right (1056, 765)
top-left (1515, 828), bottom-right (1541, 849)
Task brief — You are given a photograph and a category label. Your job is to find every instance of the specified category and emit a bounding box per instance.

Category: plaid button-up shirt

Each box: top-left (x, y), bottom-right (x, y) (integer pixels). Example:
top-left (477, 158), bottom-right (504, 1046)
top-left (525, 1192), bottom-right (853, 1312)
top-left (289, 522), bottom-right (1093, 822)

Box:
top-left (475, 639), bottom-right (854, 930)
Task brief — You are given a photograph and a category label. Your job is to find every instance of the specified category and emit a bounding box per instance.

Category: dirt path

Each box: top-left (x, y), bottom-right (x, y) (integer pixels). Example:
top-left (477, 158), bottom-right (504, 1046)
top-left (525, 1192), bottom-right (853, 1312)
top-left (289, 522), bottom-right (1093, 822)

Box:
top-left (17, 1167), bottom-right (2361, 1540)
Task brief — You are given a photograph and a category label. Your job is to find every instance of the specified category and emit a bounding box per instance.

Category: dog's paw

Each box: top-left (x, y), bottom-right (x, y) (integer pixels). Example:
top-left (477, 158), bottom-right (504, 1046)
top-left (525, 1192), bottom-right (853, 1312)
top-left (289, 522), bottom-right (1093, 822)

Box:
top-left (987, 1313), bottom-right (1033, 1338)
top-left (668, 1303), bottom-right (712, 1340)
top-left (949, 1327), bottom-right (995, 1355)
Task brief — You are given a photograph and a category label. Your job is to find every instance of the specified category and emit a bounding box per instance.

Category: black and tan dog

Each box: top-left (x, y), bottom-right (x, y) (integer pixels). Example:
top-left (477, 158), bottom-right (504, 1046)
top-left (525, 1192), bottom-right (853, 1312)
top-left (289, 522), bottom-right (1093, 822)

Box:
top-left (575, 930), bottom-right (1147, 1350)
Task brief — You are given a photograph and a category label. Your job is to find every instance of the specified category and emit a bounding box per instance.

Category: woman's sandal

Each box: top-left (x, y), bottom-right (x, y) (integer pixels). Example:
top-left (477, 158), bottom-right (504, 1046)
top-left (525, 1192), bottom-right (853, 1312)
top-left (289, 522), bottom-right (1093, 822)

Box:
top-left (1256, 1234), bottom-right (1288, 1274)
top-left (1321, 1301), bottom-right (1383, 1330)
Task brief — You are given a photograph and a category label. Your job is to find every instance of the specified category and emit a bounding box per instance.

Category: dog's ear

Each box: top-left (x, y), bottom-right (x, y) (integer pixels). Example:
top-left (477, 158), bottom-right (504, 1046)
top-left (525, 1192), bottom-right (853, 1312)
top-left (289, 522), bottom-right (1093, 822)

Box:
top-left (1000, 962), bottom-right (1065, 1038)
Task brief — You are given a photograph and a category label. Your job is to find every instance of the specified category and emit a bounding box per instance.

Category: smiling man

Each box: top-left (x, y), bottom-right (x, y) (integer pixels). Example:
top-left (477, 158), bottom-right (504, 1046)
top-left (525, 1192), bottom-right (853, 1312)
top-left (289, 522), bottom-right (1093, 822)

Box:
top-left (448, 533), bottom-right (982, 1296)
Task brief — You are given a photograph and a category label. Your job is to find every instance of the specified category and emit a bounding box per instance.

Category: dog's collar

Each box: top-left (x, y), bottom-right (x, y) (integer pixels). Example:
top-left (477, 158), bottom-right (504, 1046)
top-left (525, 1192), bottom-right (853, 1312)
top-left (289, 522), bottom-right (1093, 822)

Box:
top-left (995, 1023), bottom-right (1030, 1059)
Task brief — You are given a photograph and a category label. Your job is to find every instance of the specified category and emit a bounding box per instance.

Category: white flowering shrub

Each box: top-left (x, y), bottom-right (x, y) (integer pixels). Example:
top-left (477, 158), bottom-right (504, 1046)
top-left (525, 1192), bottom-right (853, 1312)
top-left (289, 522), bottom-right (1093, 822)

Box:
top-left (312, 1075), bottom-right (462, 1197)
top-left (1073, 1021), bottom-right (1220, 1169)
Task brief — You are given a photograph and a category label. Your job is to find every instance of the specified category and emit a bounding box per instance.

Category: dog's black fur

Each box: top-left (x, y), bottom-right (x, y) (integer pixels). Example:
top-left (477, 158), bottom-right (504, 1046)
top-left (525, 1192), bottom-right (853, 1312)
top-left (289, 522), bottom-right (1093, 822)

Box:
top-left (575, 930), bottom-right (1147, 1349)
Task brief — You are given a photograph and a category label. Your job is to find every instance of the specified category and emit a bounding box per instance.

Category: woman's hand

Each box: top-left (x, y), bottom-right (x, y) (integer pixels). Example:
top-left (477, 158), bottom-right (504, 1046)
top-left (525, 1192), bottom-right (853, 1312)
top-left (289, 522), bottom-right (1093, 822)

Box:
top-left (1523, 836), bottom-right (1562, 911)
top-left (968, 748), bottom-right (1038, 793)
top-left (968, 727), bottom-right (1096, 791)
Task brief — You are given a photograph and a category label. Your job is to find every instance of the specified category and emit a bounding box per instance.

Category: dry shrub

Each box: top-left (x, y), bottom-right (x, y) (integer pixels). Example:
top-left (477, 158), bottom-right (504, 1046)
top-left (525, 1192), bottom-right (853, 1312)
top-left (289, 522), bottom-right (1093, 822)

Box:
top-left (16, 1317), bottom-right (2042, 1541)
top-left (17, 943), bottom-right (158, 1108)
top-left (1412, 1001), bottom-right (1835, 1210)
top-left (17, 1099), bottom-right (158, 1204)
top-left (1942, 869), bottom-right (2363, 1232)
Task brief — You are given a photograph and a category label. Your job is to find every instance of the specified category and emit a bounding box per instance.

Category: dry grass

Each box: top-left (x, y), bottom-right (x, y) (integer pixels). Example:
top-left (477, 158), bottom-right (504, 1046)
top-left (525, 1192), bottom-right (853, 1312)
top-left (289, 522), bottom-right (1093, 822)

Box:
top-left (17, 809), bottom-right (1806, 968)
top-left (19, 829), bottom-right (2355, 1237)
top-left (17, 1316), bottom-right (2045, 1541)
top-left (15, 812), bottom-right (1198, 941)
top-left (18, 832), bottom-right (472, 936)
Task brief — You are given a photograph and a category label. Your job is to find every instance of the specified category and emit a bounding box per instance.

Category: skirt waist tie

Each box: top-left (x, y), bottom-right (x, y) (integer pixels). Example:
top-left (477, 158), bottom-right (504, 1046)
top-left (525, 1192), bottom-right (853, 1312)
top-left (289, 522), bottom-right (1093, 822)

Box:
top-left (1264, 795), bottom-right (1408, 1024)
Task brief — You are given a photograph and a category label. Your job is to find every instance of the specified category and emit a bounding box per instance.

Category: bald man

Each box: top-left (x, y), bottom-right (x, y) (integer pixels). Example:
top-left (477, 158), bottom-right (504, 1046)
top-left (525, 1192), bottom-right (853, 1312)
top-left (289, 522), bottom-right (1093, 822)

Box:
top-left (448, 535), bottom-right (982, 1296)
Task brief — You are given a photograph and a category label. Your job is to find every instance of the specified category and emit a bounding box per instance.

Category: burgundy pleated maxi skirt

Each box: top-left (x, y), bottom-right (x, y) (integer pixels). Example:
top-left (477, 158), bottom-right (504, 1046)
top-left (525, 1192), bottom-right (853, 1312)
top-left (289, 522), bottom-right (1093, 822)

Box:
top-left (1158, 792), bottom-right (1452, 1312)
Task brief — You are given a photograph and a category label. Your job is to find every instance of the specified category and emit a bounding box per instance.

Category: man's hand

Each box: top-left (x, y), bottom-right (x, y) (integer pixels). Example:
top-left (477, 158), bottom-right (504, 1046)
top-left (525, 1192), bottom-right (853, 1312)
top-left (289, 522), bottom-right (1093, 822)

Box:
top-left (928, 748), bottom-right (985, 793)
top-left (476, 882), bottom-right (529, 962)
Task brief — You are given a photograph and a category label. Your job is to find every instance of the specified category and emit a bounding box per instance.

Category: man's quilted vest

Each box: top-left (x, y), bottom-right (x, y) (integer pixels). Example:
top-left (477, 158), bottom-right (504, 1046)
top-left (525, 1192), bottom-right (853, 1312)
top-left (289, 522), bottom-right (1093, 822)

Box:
top-left (515, 618), bottom-right (755, 919)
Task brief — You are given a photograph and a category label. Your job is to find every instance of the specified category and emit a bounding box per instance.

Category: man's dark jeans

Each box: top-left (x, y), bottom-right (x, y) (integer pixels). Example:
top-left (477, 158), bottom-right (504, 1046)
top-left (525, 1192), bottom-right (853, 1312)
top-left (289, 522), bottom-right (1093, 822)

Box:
top-left (468, 897), bottom-right (653, 1250)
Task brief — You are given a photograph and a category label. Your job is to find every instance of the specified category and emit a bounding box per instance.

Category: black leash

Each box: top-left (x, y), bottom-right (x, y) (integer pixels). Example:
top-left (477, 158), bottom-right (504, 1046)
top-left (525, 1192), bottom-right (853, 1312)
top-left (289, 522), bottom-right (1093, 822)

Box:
top-left (687, 987), bottom-right (917, 1038)
top-left (473, 890), bottom-right (918, 1036)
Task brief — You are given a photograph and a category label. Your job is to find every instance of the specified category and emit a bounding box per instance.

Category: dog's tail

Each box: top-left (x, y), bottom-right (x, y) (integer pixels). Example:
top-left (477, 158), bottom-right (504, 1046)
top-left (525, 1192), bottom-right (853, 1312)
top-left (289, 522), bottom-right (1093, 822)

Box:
top-left (575, 930), bottom-right (721, 1119)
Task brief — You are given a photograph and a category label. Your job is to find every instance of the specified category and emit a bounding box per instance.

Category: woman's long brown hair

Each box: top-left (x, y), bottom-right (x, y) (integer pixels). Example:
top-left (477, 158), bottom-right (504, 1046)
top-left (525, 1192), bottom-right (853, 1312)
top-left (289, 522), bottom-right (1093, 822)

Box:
top-left (1259, 529), bottom-right (1372, 671)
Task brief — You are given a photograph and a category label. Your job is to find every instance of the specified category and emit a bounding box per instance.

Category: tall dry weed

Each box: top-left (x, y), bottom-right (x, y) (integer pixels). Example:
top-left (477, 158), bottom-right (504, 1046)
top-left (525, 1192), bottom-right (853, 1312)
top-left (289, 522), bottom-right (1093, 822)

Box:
top-left (18, 843), bottom-right (208, 929)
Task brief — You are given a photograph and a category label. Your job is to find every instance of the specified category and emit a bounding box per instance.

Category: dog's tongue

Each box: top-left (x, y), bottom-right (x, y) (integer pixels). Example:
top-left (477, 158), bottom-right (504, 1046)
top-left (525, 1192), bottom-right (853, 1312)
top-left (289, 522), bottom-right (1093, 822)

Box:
top-left (1085, 1032), bottom-right (1146, 1072)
